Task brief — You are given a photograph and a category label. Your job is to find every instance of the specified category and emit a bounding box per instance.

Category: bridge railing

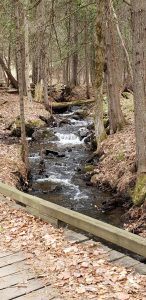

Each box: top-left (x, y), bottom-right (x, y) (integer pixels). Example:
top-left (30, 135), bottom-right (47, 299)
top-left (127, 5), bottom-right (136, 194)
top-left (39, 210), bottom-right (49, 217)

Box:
top-left (0, 181), bottom-right (146, 258)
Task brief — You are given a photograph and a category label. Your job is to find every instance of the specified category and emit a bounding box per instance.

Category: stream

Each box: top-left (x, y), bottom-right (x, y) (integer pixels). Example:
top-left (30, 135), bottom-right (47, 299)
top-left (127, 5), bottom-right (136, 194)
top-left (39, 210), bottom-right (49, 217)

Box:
top-left (28, 107), bottom-right (125, 228)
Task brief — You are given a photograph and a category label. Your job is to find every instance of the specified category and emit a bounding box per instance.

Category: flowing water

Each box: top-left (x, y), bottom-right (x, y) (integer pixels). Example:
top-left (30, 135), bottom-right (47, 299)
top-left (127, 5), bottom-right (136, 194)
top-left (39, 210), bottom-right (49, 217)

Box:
top-left (28, 109), bottom-right (125, 227)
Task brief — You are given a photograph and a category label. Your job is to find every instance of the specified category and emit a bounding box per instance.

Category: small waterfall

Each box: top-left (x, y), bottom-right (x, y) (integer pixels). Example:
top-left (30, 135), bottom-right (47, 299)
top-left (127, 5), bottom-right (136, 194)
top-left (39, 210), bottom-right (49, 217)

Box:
top-left (70, 119), bottom-right (88, 127)
top-left (36, 175), bottom-right (71, 186)
top-left (28, 154), bottom-right (41, 161)
top-left (36, 175), bottom-right (89, 201)
top-left (55, 133), bottom-right (82, 145)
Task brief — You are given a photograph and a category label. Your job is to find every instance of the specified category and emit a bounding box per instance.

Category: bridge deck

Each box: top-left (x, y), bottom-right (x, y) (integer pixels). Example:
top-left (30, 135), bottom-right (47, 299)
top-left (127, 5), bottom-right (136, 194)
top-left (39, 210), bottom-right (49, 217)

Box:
top-left (0, 251), bottom-right (60, 300)
top-left (0, 228), bottom-right (146, 300)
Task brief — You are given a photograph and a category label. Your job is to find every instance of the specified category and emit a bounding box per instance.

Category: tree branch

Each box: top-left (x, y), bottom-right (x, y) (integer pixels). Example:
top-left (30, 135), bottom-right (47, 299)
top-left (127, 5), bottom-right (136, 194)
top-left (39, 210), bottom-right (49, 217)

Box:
top-left (123, 0), bottom-right (131, 6)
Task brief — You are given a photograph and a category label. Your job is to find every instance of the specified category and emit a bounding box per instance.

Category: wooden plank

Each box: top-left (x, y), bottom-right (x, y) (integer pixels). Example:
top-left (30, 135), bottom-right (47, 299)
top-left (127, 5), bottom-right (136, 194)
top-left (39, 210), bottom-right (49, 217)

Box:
top-left (0, 261), bottom-right (29, 278)
top-left (114, 256), bottom-right (140, 268)
top-left (16, 286), bottom-right (59, 300)
top-left (0, 251), bottom-right (13, 259)
top-left (0, 252), bottom-right (25, 268)
top-left (100, 245), bottom-right (112, 253)
top-left (134, 263), bottom-right (146, 275)
top-left (64, 229), bottom-right (89, 243)
top-left (0, 270), bottom-right (35, 290)
top-left (0, 181), bottom-right (146, 258)
top-left (0, 278), bottom-right (47, 300)
top-left (108, 250), bottom-right (125, 262)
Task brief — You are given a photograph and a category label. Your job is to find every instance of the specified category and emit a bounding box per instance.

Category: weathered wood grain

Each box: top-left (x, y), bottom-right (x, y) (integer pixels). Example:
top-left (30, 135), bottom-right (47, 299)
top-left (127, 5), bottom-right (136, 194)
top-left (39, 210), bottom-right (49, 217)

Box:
top-left (0, 270), bottom-right (35, 290)
top-left (64, 229), bottom-right (89, 243)
top-left (0, 261), bottom-right (29, 278)
top-left (15, 286), bottom-right (59, 300)
top-left (0, 251), bottom-right (13, 259)
top-left (0, 252), bottom-right (25, 268)
top-left (108, 250), bottom-right (126, 262)
top-left (0, 278), bottom-right (47, 300)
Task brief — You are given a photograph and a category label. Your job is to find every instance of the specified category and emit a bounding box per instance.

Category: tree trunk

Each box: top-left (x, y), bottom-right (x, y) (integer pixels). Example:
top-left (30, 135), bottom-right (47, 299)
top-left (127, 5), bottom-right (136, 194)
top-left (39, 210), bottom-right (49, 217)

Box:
top-left (15, 1), bottom-right (29, 174)
top-left (84, 12), bottom-right (90, 99)
top-left (110, 0), bottom-right (133, 82)
top-left (42, 51), bottom-right (49, 108)
top-left (71, 9), bottom-right (78, 86)
top-left (64, 1), bottom-right (71, 86)
top-left (0, 56), bottom-right (18, 89)
top-left (105, 0), bottom-right (125, 134)
top-left (24, 2), bottom-right (32, 102)
top-left (7, 42), bottom-right (11, 86)
top-left (132, 1), bottom-right (146, 175)
top-left (21, 39), bottom-right (27, 96)
top-left (94, 0), bottom-right (107, 150)
top-left (90, 38), bottom-right (96, 87)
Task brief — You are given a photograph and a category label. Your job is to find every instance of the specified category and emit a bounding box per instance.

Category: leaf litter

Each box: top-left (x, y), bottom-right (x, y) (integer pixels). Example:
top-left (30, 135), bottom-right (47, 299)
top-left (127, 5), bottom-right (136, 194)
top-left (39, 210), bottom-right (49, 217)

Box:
top-left (0, 198), bottom-right (145, 300)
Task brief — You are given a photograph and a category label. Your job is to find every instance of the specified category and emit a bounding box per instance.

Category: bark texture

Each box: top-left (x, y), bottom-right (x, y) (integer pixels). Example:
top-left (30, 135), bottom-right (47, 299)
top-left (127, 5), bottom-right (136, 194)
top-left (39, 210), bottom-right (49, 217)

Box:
top-left (0, 57), bottom-right (18, 89)
top-left (94, 0), bottom-right (107, 149)
top-left (24, 2), bottom-right (32, 102)
top-left (132, 1), bottom-right (146, 174)
top-left (71, 7), bottom-right (78, 86)
top-left (84, 12), bottom-right (90, 99)
top-left (15, 1), bottom-right (29, 173)
top-left (105, 0), bottom-right (125, 134)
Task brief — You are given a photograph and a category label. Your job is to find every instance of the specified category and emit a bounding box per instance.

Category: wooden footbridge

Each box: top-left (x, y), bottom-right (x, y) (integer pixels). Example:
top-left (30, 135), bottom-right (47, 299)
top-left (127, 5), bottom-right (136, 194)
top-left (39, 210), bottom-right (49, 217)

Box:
top-left (0, 181), bottom-right (146, 299)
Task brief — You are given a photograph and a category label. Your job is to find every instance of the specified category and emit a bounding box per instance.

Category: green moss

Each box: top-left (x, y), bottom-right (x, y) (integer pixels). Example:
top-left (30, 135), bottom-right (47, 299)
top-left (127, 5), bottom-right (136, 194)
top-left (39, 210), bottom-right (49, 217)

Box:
top-left (117, 120), bottom-right (126, 131)
top-left (116, 151), bottom-right (125, 162)
top-left (0, 225), bottom-right (3, 232)
top-left (100, 132), bottom-right (107, 142)
top-left (103, 118), bottom-right (109, 128)
top-left (28, 119), bottom-right (42, 127)
top-left (132, 174), bottom-right (146, 205)
top-left (83, 164), bottom-right (94, 173)
top-left (11, 118), bottom-right (42, 137)
top-left (122, 92), bottom-right (130, 99)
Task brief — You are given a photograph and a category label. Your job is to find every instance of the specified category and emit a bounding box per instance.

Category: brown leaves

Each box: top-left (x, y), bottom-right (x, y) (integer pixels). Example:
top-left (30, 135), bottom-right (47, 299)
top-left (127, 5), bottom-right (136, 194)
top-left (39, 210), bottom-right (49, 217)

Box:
top-left (0, 200), bottom-right (146, 300)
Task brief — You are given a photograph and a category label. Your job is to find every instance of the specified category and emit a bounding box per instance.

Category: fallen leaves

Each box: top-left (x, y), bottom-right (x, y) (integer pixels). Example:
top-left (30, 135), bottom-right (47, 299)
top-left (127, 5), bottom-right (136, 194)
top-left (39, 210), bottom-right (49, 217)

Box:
top-left (0, 200), bottom-right (146, 300)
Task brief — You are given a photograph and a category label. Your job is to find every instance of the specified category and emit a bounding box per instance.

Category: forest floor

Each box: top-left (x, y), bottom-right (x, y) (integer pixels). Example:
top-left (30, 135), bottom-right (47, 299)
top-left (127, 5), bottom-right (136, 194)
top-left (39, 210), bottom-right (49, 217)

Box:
top-left (0, 89), bottom-right (145, 236)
